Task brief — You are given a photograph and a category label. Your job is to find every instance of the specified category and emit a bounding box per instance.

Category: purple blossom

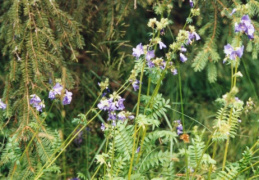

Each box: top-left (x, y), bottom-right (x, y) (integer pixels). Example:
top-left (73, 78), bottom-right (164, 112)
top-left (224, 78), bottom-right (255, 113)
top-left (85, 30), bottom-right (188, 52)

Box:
top-left (230, 8), bottom-right (236, 16)
top-left (0, 99), bottom-right (7, 110)
top-left (174, 120), bottom-right (183, 135)
top-left (108, 111), bottom-right (117, 121)
top-left (177, 124), bottom-right (183, 135)
top-left (180, 46), bottom-right (187, 52)
top-left (146, 60), bottom-right (155, 68)
top-left (224, 44), bottom-right (244, 60)
top-left (30, 94), bottom-right (45, 112)
top-left (132, 43), bottom-right (144, 59)
top-left (48, 83), bottom-right (63, 100)
top-left (118, 111), bottom-right (126, 121)
top-left (189, 0), bottom-right (194, 8)
top-left (116, 97), bottom-right (125, 110)
top-left (112, 120), bottom-right (116, 126)
top-left (101, 123), bottom-right (106, 131)
top-left (136, 146), bottom-right (140, 153)
top-left (180, 53), bottom-right (187, 62)
top-left (146, 50), bottom-right (155, 61)
top-left (235, 15), bottom-right (255, 39)
top-left (30, 94), bottom-right (41, 105)
top-left (34, 102), bottom-right (45, 112)
top-left (158, 41), bottom-right (167, 49)
top-left (97, 98), bottom-right (110, 111)
top-left (98, 95), bottom-right (125, 111)
top-left (62, 90), bottom-right (73, 105)
top-left (132, 80), bottom-right (140, 91)
top-left (187, 31), bottom-right (200, 44)
top-left (171, 68), bottom-right (178, 75)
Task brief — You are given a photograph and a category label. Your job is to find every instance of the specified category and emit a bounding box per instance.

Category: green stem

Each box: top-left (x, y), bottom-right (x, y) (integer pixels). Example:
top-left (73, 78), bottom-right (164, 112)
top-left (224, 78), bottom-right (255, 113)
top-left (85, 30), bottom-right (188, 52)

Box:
top-left (208, 141), bottom-right (217, 179)
top-left (91, 164), bottom-right (102, 180)
top-left (128, 60), bottom-right (145, 179)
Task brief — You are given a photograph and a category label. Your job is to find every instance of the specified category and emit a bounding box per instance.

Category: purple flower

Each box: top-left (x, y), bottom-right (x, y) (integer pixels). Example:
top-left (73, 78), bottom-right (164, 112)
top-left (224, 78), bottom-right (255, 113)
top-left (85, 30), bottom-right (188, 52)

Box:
top-left (62, 90), bottom-right (73, 105)
top-left (171, 68), bottom-right (178, 75)
top-left (189, 0), bottom-right (194, 8)
top-left (132, 80), bottom-right (139, 91)
top-left (101, 123), bottom-right (106, 131)
top-left (30, 94), bottom-right (45, 112)
top-left (116, 97), bottom-right (125, 110)
top-left (146, 60), bottom-right (155, 68)
top-left (30, 94), bottom-right (41, 105)
top-left (187, 31), bottom-right (200, 44)
top-left (230, 8), bottom-right (236, 16)
top-left (235, 15), bottom-right (255, 39)
top-left (158, 41), bottom-right (167, 49)
top-left (112, 120), bottom-right (116, 126)
top-left (136, 146), bottom-right (140, 153)
top-left (177, 124), bottom-right (183, 135)
top-left (118, 111), bottom-right (126, 121)
top-left (0, 99), bottom-right (7, 110)
top-left (146, 50), bottom-right (155, 61)
top-left (48, 83), bottom-right (63, 100)
top-left (133, 43), bottom-right (144, 59)
top-left (180, 46), bottom-right (187, 52)
top-left (224, 44), bottom-right (244, 60)
top-left (97, 98), bottom-right (110, 111)
top-left (34, 102), bottom-right (45, 112)
top-left (108, 111), bottom-right (117, 121)
top-left (180, 53), bottom-right (187, 62)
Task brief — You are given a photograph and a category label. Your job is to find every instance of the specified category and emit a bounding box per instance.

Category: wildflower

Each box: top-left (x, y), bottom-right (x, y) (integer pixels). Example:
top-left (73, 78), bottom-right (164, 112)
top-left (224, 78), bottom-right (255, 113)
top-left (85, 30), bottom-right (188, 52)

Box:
top-left (230, 8), bottom-right (236, 16)
top-left (97, 97), bottom-right (111, 111)
top-left (132, 43), bottom-right (144, 59)
top-left (171, 68), bottom-right (178, 75)
top-left (158, 41), bottom-right (167, 50)
top-left (175, 120), bottom-right (183, 135)
top-left (146, 50), bottom-right (155, 61)
top-left (101, 123), bottom-right (106, 131)
top-left (187, 31), bottom-right (200, 44)
top-left (224, 44), bottom-right (244, 60)
top-left (62, 90), bottom-right (73, 105)
top-left (35, 101), bottom-right (45, 112)
top-left (180, 46), bottom-right (187, 52)
top-left (180, 53), bottom-right (187, 62)
top-left (112, 120), bottom-right (116, 126)
top-left (108, 111), bottom-right (117, 121)
top-left (136, 146), bottom-right (140, 153)
top-left (30, 94), bottom-right (45, 112)
top-left (98, 78), bottom-right (109, 92)
top-left (48, 83), bottom-right (63, 100)
top-left (235, 15), bottom-right (255, 39)
top-left (117, 111), bottom-right (126, 121)
top-left (0, 99), bottom-right (7, 110)
top-left (146, 60), bottom-right (155, 68)
top-left (132, 79), bottom-right (140, 91)
top-left (147, 18), bottom-right (157, 29)
top-left (177, 124), bottom-right (183, 135)
top-left (30, 94), bottom-right (42, 105)
top-left (189, 0), bottom-right (194, 8)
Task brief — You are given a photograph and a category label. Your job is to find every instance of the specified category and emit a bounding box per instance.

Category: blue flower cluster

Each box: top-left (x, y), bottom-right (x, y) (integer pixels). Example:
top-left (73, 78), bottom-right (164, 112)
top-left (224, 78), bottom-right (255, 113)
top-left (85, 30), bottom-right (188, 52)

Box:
top-left (98, 92), bottom-right (134, 130)
top-left (223, 15), bottom-right (255, 63)
top-left (174, 120), bottom-right (183, 135)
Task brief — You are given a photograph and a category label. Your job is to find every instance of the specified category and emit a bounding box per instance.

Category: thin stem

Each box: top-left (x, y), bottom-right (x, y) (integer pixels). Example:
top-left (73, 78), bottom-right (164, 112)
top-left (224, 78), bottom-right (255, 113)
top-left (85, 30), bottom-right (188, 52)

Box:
top-left (128, 61), bottom-right (145, 179)
top-left (91, 164), bottom-right (102, 180)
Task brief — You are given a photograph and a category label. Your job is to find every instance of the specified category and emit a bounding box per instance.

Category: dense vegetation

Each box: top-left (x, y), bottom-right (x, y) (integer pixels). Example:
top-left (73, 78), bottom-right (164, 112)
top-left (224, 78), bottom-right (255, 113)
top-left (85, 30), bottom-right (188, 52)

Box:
top-left (0, 0), bottom-right (258, 179)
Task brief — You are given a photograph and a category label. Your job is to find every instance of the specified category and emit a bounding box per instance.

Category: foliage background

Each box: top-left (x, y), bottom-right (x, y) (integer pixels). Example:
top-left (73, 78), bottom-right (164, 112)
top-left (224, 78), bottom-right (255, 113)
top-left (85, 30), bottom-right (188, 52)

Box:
top-left (0, 0), bottom-right (258, 179)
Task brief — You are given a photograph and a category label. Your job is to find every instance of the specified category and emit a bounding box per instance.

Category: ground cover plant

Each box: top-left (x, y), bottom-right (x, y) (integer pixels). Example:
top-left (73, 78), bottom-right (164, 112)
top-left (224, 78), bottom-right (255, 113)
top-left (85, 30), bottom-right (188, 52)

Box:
top-left (0, 0), bottom-right (259, 179)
